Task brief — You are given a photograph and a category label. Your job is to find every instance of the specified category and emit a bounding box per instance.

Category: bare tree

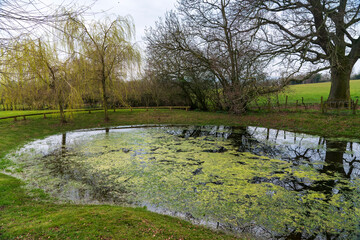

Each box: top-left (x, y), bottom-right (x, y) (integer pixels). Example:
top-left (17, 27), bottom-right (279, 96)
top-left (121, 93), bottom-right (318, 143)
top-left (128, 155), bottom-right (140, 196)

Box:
top-left (146, 1), bottom-right (283, 113)
top-left (146, 27), bottom-right (218, 110)
top-left (249, 0), bottom-right (360, 104)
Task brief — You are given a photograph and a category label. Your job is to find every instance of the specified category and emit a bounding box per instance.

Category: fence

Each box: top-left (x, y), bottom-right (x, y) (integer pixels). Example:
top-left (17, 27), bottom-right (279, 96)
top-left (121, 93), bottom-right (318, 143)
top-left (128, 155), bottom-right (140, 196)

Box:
top-left (253, 96), bottom-right (359, 115)
top-left (0, 106), bottom-right (191, 121)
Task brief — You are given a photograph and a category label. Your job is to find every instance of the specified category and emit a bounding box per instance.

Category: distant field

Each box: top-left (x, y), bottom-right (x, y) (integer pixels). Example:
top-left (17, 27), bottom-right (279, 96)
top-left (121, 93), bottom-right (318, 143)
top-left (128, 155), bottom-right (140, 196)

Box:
top-left (272, 80), bottom-right (360, 104)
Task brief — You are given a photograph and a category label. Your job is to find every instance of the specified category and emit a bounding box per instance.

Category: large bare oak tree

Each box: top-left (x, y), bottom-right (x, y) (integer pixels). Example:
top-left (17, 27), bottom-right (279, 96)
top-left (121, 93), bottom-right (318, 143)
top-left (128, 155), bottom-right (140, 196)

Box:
top-left (250, 0), bottom-right (360, 104)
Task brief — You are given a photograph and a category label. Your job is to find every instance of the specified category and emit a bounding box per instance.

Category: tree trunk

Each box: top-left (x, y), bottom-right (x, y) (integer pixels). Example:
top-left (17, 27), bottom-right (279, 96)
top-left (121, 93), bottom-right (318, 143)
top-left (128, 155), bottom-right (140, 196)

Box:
top-left (58, 86), bottom-right (66, 124)
top-left (59, 103), bottom-right (66, 124)
top-left (102, 78), bottom-right (109, 122)
top-left (61, 133), bottom-right (67, 156)
top-left (327, 63), bottom-right (352, 105)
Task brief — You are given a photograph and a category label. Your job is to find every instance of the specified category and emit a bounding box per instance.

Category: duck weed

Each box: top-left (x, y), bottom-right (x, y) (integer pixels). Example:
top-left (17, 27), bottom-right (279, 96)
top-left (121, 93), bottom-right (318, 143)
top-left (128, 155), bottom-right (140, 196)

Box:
top-left (6, 125), bottom-right (360, 239)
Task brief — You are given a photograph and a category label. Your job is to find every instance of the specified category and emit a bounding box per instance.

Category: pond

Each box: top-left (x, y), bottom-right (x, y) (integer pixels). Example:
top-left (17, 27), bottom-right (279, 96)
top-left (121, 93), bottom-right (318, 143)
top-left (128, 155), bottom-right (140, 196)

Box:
top-left (5, 125), bottom-right (360, 239)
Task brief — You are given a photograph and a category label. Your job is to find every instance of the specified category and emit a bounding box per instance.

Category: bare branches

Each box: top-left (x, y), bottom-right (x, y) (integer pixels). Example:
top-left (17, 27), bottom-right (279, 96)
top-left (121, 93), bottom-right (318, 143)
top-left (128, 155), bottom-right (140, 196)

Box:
top-left (145, 0), bottom-right (283, 113)
top-left (0, 0), bottom-right (92, 49)
top-left (249, 0), bottom-right (360, 102)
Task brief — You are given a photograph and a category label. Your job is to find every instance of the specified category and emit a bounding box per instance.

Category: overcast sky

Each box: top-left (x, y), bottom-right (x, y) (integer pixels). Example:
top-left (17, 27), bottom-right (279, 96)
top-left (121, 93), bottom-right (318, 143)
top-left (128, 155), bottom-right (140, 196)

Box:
top-left (44, 0), bottom-right (359, 74)
top-left (59, 0), bottom-right (178, 49)
top-left (83, 0), bottom-right (360, 74)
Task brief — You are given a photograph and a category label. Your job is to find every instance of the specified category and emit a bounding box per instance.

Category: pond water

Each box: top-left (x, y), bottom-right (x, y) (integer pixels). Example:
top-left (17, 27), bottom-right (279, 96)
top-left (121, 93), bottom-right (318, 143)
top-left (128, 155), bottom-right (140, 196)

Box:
top-left (6, 125), bottom-right (360, 239)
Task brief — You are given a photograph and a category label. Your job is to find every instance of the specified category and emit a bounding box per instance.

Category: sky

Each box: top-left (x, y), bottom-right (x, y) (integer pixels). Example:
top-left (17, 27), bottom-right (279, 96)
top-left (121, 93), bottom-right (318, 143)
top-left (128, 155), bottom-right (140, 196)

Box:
top-left (104, 0), bottom-right (177, 44)
top-left (37, 0), bottom-right (360, 74)
top-left (72, 0), bottom-right (360, 75)
top-left (50, 0), bottom-right (178, 49)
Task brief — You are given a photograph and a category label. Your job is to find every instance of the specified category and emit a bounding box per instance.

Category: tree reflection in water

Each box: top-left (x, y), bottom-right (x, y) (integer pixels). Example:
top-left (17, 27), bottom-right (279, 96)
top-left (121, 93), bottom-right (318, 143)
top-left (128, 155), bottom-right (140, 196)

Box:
top-left (228, 127), bottom-right (360, 239)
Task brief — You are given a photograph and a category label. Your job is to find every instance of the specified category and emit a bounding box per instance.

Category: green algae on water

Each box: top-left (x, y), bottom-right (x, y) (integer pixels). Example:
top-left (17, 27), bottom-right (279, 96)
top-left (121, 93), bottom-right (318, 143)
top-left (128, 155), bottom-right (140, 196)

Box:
top-left (5, 125), bottom-right (360, 239)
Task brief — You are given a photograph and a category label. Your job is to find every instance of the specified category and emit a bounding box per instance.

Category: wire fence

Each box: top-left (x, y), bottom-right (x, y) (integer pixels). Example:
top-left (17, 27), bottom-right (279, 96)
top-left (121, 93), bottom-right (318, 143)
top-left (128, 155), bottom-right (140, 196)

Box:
top-left (252, 96), bottom-right (359, 115)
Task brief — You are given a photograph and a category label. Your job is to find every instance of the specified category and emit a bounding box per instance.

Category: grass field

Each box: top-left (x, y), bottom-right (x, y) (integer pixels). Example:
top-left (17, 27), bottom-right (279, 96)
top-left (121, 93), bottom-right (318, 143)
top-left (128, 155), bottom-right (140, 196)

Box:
top-left (1, 109), bottom-right (360, 239)
top-left (266, 80), bottom-right (360, 105)
top-left (0, 110), bottom-right (58, 118)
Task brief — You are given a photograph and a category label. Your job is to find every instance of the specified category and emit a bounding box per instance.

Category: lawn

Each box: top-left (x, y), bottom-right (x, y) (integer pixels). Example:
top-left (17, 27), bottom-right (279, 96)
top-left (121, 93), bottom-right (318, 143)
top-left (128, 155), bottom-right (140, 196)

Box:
top-left (0, 174), bottom-right (241, 240)
top-left (277, 80), bottom-right (360, 104)
top-left (1, 109), bottom-right (360, 239)
top-left (0, 110), bottom-right (57, 118)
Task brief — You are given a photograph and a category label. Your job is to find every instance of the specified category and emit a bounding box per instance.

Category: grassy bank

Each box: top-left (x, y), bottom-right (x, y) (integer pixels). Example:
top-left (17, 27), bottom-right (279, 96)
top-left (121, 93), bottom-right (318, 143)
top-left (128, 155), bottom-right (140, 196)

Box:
top-left (1, 109), bottom-right (360, 239)
top-left (278, 80), bottom-right (360, 104)
top-left (0, 174), bottom-right (239, 240)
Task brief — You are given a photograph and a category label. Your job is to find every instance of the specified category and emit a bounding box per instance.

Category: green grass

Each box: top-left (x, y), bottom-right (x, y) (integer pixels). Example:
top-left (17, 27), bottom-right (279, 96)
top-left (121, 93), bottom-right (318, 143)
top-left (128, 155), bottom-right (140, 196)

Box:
top-left (0, 110), bottom-right (57, 118)
top-left (277, 80), bottom-right (360, 104)
top-left (1, 109), bottom-right (360, 239)
top-left (0, 175), bottom-right (239, 240)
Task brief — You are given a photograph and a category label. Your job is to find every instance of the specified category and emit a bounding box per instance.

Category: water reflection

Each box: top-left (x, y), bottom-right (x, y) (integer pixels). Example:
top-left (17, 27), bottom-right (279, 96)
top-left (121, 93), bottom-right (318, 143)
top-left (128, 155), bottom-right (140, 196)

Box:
top-left (235, 127), bottom-right (360, 180)
top-left (6, 125), bottom-right (360, 239)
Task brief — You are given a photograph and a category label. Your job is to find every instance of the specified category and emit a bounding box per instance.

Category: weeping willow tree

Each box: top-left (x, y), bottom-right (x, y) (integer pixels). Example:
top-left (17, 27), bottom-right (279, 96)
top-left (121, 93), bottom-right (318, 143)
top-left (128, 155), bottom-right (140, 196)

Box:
top-left (0, 42), bottom-right (42, 110)
top-left (64, 15), bottom-right (141, 121)
top-left (1, 38), bottom-right (83, 123)
top-left (0, 0), bottom-right (91, 110)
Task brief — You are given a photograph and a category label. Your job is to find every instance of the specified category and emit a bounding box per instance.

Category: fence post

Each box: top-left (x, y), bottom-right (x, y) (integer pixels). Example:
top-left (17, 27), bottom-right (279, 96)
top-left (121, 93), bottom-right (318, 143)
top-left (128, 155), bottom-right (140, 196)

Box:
top-left (353, 99), bottom-right (358, 115)
top-left (349, 98), bottom-right (352, 110)
top-left (285, 96), bottom-right (288, 109)
top-left (254, 99), bottom-right (261, 111)
top-left (267, 97), bottom-right (271, 111)
top-left (276, 95), bottom-right (280, 109)
top-left (13, 116), bottom-right (17, 121)
top-left (321, 96), bottom-right (324, 114)
top-left (324, 102), bottom-right (328, 113)
top-left (301, 97), bottom-right (306, 109)
top-left (296, 100), bottom-right (298, 111)
top-left (43, 113), bottom-right (47, 119)
top-left (23, 116), bottom-right (26, 120)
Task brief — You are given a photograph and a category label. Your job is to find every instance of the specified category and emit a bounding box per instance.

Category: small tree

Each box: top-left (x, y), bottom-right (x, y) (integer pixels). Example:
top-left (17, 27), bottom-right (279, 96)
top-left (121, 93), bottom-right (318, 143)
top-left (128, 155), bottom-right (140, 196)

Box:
top-left (65, 16), bottom-right (141, 121)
